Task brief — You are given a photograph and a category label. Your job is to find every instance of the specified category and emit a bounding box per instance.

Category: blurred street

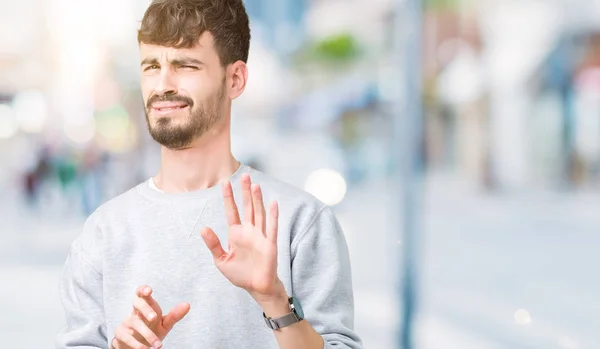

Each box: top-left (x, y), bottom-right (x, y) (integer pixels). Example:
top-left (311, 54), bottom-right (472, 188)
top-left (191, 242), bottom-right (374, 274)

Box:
top-left (417, 176), bottom-right (600, 349)
top-left (1, 173), bottom-right (598, 349)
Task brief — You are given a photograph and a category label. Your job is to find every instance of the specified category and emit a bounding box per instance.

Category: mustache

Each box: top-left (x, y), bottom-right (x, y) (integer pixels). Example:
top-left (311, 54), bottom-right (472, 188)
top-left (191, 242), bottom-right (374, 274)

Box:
top-left (147, 94), bottom-right (194, 109)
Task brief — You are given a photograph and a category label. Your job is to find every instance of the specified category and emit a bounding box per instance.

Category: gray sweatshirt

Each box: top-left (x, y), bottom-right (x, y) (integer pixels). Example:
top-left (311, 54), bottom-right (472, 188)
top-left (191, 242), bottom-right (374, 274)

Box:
top-left (55, 164), bottom-right (362, 348)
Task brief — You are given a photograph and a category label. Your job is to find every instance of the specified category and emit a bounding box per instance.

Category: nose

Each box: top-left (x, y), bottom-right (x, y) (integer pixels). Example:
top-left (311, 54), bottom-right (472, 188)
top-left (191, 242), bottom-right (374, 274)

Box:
top-left (154, 69), bottom-right (178, 96)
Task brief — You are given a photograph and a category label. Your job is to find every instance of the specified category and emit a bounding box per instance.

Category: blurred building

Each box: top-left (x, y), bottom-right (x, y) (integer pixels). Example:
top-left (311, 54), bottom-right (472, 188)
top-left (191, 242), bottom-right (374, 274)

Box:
top-left (2, 0), bottom-right (600, 201)
top-left (245, 0), bottom-right (308, 56)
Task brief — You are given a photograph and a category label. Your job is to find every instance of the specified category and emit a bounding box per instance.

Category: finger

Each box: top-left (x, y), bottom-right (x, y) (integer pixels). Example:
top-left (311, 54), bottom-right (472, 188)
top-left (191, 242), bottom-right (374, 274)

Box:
top-left (114, 325), bottom-right (151, 349)
top-left (135, 285), bottom-right (152, 298)
top-left (251, 183), bottom-right (266, 236)
top-left (267, 201), bottom-right (279, 244)
top-left (162, 302), bottom-right (191, 333)
top-left (200, 227), bottom-right (226, 260)
top-left (129, 317), bottom-right (162, 349)
top-left (133, 296), bottom-right (158, 323)
top-left (221, 180), bottom-right (240, 226)
top-left (240, 173), bottom-right (254, 225)
top-left (135, 286), bottom-right (162, 318)
top-left (110, 336), bottom-right (120, 349)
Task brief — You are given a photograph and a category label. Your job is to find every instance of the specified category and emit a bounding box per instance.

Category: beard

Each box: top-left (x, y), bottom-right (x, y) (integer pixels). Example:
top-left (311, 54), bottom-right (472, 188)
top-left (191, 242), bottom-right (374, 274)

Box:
top-left (144, 84), bottom-right (225, 149)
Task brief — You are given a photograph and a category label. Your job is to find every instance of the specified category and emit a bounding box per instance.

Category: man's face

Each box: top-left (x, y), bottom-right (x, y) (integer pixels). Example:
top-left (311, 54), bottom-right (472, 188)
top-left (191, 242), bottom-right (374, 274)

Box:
top-left (140, 32), bottom-right (227, 149)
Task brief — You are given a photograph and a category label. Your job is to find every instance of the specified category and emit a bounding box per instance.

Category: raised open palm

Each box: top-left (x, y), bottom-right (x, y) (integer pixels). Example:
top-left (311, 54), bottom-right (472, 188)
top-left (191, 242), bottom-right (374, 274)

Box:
top-left (201, 173), bottom-right (280, 300)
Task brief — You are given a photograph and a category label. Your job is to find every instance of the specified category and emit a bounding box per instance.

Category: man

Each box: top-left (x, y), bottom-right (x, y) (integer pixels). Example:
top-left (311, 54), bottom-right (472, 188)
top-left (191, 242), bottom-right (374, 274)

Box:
top-left (55, 0), bottom-right (362, 348)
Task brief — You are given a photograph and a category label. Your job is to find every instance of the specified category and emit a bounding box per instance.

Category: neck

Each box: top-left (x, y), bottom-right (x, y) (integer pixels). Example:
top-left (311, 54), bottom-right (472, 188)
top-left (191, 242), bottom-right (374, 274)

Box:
top-left (154, 121), bottom-right (239, 193)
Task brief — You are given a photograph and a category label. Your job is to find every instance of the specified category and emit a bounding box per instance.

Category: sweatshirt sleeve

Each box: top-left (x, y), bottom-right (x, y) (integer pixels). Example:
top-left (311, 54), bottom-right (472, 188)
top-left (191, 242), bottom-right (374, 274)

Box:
top-left (55, 211), bottom-right (108, 349)
top-left (291, 206), bottom-right (363, 349)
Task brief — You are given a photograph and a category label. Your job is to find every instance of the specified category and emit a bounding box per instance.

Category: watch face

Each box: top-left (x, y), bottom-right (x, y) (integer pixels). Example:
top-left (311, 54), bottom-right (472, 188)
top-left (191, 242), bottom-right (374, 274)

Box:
top-left (292, 297), bottom-right (304, 319)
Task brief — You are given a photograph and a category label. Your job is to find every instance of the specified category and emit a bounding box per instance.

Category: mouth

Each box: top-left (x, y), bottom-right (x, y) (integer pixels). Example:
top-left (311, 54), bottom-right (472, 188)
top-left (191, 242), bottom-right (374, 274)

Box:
top-left (151, 103), bottom-right (189, 115)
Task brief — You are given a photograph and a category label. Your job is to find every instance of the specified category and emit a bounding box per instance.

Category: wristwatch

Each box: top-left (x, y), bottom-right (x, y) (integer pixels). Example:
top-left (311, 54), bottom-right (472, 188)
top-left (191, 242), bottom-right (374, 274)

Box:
top-left (263, 296), bottom-right (304, 330)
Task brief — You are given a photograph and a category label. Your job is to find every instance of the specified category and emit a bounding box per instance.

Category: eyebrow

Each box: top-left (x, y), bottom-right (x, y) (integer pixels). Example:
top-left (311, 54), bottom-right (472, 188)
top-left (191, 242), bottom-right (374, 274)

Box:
top-left (140, 57), bottom-right (159, 67)
top-left (140, 57), bottom-right (204, 67)
top-left (170, 58), bottom-right (204, 66)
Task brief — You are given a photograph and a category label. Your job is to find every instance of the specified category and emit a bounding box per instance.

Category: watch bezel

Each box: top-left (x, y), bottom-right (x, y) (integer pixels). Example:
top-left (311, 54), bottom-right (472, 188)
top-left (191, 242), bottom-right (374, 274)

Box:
top-left (289, 296), bottom-right (304, 320)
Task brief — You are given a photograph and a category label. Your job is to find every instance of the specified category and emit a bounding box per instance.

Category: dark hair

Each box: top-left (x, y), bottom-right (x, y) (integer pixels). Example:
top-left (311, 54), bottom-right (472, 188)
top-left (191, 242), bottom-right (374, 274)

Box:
top-left (138, 0), bottom-right (251, 66)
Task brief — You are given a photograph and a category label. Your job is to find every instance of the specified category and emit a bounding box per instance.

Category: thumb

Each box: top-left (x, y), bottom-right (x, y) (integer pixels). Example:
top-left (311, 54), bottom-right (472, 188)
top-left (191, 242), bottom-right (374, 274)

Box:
top-left (162, 302), bottom-right (191, 332)
top-left (200, 227), bottom-right (226, 260)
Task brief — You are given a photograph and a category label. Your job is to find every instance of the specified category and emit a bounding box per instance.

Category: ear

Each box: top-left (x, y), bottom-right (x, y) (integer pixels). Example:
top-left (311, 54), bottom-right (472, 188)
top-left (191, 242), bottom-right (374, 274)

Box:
top-left (226, 61), bottom-right (248, 100)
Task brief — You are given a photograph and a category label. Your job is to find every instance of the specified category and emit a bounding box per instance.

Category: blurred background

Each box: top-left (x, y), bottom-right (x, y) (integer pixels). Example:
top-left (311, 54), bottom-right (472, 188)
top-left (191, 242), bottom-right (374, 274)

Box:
top-left (1, 0), bottom-right (599, 348)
